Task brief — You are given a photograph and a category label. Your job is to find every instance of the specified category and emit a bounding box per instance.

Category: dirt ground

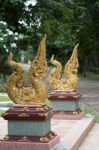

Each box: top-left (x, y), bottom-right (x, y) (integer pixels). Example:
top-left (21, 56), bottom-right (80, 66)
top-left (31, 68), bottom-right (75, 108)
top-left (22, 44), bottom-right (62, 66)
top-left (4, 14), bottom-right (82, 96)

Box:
top-left (78, 78), bottom-right (99, 112)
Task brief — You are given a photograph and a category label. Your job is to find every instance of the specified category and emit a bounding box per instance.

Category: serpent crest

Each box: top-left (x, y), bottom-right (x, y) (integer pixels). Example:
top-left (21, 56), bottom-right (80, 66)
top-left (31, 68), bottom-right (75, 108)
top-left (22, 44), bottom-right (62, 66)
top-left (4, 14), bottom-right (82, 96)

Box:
top-left (49, 44), bottom-right (79, 90)
top-left (7, 35), bottom-right (48, 105)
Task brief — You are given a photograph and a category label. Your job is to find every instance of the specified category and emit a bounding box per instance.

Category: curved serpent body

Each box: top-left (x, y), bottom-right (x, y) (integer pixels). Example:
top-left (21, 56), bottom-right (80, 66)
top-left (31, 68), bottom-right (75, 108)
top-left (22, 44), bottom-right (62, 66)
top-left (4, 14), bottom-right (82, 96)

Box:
top-left (7, 35), bottom-right (48, 105)
top-left (49, 44), bottom-right (79, 90)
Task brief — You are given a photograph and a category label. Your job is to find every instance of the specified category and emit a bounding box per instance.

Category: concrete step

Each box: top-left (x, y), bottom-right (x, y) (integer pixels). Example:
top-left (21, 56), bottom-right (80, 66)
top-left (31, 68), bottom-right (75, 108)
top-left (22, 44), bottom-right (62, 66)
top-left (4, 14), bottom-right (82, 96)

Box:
top-left (52, 115), bottom-right (95, 150)
top-left (78, 123), bottom-right (99, 150)
top-left (0, 115), bottom-right (95, 150)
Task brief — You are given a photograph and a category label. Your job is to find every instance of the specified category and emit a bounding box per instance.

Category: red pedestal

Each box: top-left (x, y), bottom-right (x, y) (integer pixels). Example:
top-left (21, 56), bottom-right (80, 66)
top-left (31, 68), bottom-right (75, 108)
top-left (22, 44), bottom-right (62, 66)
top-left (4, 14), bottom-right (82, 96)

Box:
top-left (2, 104), bottom-right (53, 121)
top-left (0, 105), bottom-right (60, 150)
top-left (52, 111), bottom-right (84, 120)
top-left (48, 90), bottom-right (81, 101)
top-left (48, 90), bottom-right (84, 120)
top-left (0, 131), bottom-right (60, 150)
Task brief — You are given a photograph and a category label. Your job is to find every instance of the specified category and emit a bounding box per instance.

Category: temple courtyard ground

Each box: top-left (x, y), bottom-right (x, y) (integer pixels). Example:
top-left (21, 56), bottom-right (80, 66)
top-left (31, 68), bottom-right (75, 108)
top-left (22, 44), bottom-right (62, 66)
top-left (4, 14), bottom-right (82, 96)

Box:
top-left (0, 117), bottom-right (99, 150)
top-left (0, 77), bottom-right (99, 149)
top-left (78, 78), bottom-right (99, 112)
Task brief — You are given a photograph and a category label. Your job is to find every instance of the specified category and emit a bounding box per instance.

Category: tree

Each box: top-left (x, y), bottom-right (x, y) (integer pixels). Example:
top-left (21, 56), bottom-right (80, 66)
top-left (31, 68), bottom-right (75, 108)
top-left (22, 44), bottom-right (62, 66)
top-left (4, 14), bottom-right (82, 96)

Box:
top-left (73, 0), bottom-right (99, 75)
top-left (0, 0), bottom-right (99, 78)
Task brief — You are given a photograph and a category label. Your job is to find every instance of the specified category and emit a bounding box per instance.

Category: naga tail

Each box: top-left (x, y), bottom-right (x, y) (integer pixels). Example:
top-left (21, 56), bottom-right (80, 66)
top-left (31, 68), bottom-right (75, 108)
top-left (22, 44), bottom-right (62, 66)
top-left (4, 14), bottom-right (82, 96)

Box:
top-left (7, 52), bottom-right (24, 74)
top-left (50, 55), bottom-right (62, 79)
top-left (29, 34), bottom-right (47, 80)
top-left (64, 43), bottom-right (79, 78)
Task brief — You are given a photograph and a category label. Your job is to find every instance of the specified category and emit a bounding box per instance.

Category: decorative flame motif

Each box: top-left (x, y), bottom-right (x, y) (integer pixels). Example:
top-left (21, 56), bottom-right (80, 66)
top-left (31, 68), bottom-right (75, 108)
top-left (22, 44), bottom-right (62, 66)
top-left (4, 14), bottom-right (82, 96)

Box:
top-left (49, 44), bottom-right (79, 90)
top-left (7, 35), bottom-right (48, 105)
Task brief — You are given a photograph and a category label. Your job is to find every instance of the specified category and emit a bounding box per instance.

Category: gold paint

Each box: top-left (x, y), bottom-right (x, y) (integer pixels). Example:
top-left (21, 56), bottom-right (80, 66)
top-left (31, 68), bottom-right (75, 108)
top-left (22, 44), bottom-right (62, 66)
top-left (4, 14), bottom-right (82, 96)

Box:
top-left (18, 113), bottom-right (29, 117)
top-left (44, 112), bottom-right (48, 118)
top-left (19, 136), bottom-right (29, 142)
top-left (38, 113), bottom-right (44, 117)
top-left (20, 106), bottom-right (29, 112)
top-left (7, 35), bottom-right (48, 105)
top-left (59, 111), bottom-right (65, 115)
top-left (49, 133), bottom-right (54, 139)
top-left (9, 107), bottom-right (14, 111)
top-left (73, 95), bottom-right (79, 98)
top-left (52, 132), bottom-right (57, 136)
top-left (40, 136), bottom-right (49, 142)
top-left (36, 107), bottom-right (45, 112)
top-left (49, 43), bottom-right (79, 90)
top-left (77, 108), bottom-right (82, 113)
top-left (2, 113), bottom-right (8, 117)
top-left (44, 106), bottom-right (49, 110)
top-left (57, 95), bottom-right (65, 98)
top-left (73, 109), bottom-right (82, 115)
top-left (3, 136), bottom-right (9, 141)
top-left (73, 111), bottom-right (78, 115)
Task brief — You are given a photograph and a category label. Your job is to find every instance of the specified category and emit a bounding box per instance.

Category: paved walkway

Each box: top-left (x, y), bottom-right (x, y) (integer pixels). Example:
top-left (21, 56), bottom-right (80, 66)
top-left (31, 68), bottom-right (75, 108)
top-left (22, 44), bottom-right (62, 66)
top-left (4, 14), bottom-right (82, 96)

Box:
top-left (78, 123), bottom-right (99, 150)
top-left (0, 78), bottom-right (99, 149)
top-left (0, 117), bottom-right (99, 150)
top-left (78, 78), bottom-right (99, 150)
top-left (78, 78), bottom-right (99, 111)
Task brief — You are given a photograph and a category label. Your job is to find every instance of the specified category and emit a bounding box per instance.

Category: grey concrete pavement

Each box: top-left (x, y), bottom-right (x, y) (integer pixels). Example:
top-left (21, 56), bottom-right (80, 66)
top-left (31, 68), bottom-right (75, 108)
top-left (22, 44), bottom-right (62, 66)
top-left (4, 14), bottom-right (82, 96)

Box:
top-left (78, 123), bottom-right (99, 150)
top-left (78, 78), bottom-right (99, 111)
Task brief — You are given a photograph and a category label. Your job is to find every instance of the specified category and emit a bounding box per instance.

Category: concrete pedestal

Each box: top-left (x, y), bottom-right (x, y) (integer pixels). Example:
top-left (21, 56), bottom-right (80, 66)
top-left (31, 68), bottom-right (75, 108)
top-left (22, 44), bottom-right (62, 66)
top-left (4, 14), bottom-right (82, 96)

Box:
top-left (51, 100), bottom-right (80, 111)
top-left (48, 90), bottom-right (84, 119)
top-left (0, 116), bottom-right (95, 150)
top-left (0, 135), bottom-right (59, 150)
top-left (52, 111), bottom-right (84, 120)
top-left (0, 105), bottom-right (60, 150)
top-left (8, 119), bottom-right (51, 136)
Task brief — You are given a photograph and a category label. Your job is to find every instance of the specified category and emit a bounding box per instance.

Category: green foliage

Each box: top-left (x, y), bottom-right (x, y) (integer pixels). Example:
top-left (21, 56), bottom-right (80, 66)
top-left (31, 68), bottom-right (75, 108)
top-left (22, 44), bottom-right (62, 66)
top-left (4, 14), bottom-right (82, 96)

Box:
top-left (0, 0), bottom-right (99, 77)
top-left (0, 21), bottom-right (21, 78)
top-left (0, 96), bottom-right (10, 101)
top-left (81, 102), bottom-right (99, 123)
top-left (0, 109), bottom-right (4, 116)
top-left (0, 83), bottom-right (6, 92)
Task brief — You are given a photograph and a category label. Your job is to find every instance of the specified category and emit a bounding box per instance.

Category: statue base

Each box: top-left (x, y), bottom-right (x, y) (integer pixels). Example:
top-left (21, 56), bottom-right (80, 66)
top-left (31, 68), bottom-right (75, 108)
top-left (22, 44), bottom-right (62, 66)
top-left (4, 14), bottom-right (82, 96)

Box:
top-left (1, 104), bottom-right (60, 150)
top-left (52, 111), bottom-right (84, 120)
top-left (0, 132), bottom-right (59, 150)
top-left (48, 90), bottom-right (84, 119)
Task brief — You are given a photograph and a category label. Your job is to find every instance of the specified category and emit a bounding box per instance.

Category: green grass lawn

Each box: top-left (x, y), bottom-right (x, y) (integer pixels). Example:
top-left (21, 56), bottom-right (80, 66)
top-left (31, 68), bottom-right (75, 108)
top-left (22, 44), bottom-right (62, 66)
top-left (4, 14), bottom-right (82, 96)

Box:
top-left (0, 95), bottom-right (10, 116)
top-left (0, 109), bottom-right (4, 116)
top-left (79, 72), bottom-right (99, 81)
top-left (86, 72), bottom-right (99, 80)
top-left (81, 102), bottom-right (99, 123)
top-left (0, 96), bottom-right (10, 102)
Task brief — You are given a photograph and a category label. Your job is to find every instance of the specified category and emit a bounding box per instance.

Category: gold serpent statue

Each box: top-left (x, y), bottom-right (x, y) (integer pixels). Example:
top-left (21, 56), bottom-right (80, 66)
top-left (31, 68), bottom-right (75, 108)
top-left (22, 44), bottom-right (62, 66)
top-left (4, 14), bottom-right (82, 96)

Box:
top-left (49, 44), bottom-right (79, 90)
top-left (7, 35), bottom-right (48, 105)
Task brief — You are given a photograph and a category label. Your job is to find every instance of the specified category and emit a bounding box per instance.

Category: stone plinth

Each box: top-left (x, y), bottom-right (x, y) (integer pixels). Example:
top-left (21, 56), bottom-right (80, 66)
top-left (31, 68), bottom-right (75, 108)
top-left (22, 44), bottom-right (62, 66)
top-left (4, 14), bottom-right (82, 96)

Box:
top-left (0, 104), bottom-right (60, 150)
top-left (8, 119), bottom-right (51, 136)
top-left (52, 111), bottom-right (84, 120)
top-left (0, 116), bottom-right (95, 150)
top-left (52, 116), bottom-right (95, 150)
top-left (48, 90), bottom-right (84, 119)
top-left (2, 104), bottom-right (53, 121)
top-left (0, 133), bottom-right (59, 150)
top-left (51, 100), bottom-right (79, 111)
top-left (2, 105), bottom-right (53, 136)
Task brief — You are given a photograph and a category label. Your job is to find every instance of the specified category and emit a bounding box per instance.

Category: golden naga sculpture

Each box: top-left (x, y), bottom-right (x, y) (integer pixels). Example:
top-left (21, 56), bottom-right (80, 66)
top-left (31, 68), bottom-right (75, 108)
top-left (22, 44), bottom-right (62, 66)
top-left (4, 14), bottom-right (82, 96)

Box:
top-left (7, 35), bottom-right (48, 105)
top-left (49, 43), bottom-right (79, 90)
